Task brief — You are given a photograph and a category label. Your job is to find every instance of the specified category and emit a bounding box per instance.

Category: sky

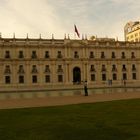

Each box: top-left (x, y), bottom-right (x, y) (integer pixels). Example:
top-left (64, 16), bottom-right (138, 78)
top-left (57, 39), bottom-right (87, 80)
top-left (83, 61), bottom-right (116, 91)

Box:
top-left (0, 0), bottom-right (140, 41)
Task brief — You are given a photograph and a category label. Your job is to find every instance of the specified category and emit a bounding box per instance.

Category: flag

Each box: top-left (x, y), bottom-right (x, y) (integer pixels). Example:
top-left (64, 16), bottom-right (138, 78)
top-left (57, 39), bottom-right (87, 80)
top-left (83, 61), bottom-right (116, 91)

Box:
top-left (74, 24), bottom-right (80, 38)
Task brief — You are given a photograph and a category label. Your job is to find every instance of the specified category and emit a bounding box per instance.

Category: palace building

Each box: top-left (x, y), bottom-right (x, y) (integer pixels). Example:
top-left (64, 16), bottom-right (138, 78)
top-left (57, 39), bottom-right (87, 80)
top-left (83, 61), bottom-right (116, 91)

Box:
top-left (0, 35), bottom-right (139, 91)
top-left (124, 21), bottom-right (140, 42)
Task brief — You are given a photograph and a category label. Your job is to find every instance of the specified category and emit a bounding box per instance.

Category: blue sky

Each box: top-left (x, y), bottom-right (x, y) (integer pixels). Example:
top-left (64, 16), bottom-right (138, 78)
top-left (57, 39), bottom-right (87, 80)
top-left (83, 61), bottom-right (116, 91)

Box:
top-left (0, 0), bottom-right (140, 40)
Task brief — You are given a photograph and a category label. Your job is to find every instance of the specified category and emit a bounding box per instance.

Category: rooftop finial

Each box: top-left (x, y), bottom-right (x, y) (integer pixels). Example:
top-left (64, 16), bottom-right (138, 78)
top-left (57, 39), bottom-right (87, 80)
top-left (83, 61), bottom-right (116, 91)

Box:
top-left (26, 33), bottom-right (29, 39)
top-left (52, 34), bottom-right (54, 39)
top-left (13, 33), bottom-right (15, 39)
top-left (64, 33), bottom-right (66, 39)
top-left (116, 36), bottom-right (118, 41)
top-left (82, 34), bottom-right (84, 40)
top-left (39, 34), bottom-right (41, 39)
top-left (0, 32), bottom-right (2, 38)
top-left (68, 34), bottom-right (70, 39)
top-left (85, 34), bottom-right (87, 40)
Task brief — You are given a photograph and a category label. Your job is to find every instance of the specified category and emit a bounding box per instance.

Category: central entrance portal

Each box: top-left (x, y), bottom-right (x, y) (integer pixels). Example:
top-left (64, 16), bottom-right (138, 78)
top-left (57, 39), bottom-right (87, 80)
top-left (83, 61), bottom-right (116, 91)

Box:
top-left (73, 67), bottom-right (81, 84)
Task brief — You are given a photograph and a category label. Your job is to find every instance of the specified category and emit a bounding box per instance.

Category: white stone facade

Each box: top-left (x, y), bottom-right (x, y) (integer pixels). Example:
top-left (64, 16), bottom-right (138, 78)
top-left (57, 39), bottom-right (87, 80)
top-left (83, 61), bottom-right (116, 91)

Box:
top-left (0, 37), bottom-right (139, 91)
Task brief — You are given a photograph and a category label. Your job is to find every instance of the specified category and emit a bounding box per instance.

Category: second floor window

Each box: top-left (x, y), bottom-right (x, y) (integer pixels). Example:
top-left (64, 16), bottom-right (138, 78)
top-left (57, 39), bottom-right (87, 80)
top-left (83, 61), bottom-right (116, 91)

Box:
top-left (32, 51), bottom-right (37, 59)
top-left (122, 64), bottom-right (126, 71)
top-left (19, 51), bottom-right (24, 58)
top-left (45, 51), bottom-right (50, 58)
top-left (57, 65), bottom-right (63, 72)
top-left (57, 51), bottom-right (62, 58)
top-left (131, 52), bottom-right (135, 58)
top-left (4, 65), bottom-right (11, 74)
top-left (32, 65), bottom-right (38, 73)
top-left (132, 64), bottom-right (136, 71)
top-left (74, 51), bottom-right (79, 58)
top-left (101, 65), bottom-right (106, 72)
top-left (121, 52), bottom-right (125, 59)
top-left (18, 65), bottom-right (25, 74)
top-left (101, 52), bottom-right (105, 58)
top-left (90, 52), bottom-right (94, 58)
top-left (112, 65), bottom-right (117, 72)
top-left (45, 65), bottom-right (50, 73)
top-left (112, 52), bottom-right (116, 58)
top-left (5, 51), bottom-right (10, 58)
top-left (90, 65), bottom-right (95, 72)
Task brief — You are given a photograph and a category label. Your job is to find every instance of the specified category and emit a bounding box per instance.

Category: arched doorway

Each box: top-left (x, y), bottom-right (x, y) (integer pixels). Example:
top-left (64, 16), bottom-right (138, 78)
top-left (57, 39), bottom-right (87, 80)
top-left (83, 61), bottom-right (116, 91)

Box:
top-left (73, 67), bottom-right (81, 84)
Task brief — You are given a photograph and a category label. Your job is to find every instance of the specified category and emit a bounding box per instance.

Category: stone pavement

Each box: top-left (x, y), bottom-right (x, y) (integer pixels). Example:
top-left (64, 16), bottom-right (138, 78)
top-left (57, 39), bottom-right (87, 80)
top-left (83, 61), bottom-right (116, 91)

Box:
top-left (0, 91), bottom-right (140, 109)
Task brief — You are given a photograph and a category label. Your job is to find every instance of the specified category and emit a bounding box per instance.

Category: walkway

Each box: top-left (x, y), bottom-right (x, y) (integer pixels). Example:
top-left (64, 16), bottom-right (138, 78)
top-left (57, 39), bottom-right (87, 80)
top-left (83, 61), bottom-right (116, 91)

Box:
top-left (0, 91), bottom-right (140, 109)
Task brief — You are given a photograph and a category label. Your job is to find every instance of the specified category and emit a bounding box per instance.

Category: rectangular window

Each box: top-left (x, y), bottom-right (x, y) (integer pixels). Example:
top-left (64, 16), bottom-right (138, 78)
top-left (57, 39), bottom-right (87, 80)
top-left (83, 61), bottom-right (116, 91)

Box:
top-left (19, 76), bottom-right (24, 83)
top-left (32, 51), bottom-right (37, 59)
top-left (5, 51), bottom-right (10, 58)
top-left (132, 73), bottom-right (136, 80)
top-left (102, 74), bottom-right (106, 81)
top-left (45, 51), bottom-right (49, 58)
top-left (112, 73), bottom-right (117, 80)
top-left (19, 51), bottom-right (24, 58)
top-left (32, 75), bottom-right (37, 83)
top-left (123, 73), bottom-right (127, 80)
top-left (91, 74), bottom-right (95, 81)
top-left (45, 75), bottom-right (50, 83)
top-left (5, 76), bottom-right (10, 84)
top-left (58, 75), bottom-right (63, 82)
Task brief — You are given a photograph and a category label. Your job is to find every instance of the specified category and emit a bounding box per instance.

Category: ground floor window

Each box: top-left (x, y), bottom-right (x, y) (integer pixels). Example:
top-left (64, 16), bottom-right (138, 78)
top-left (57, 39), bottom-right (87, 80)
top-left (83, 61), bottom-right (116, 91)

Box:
top-left (32, 75), bottom-right (37, 83)
top-left (102, 74), bottom-right (106, 81)
top-left (5, 76), bottom-right (10, 84)
top-left (91, 74), bottom-right (95, 81)
top-left (45, 75), bottom-right (50, 83)
top-left (112, 73), bottom-right (117, 80)
top-left (19, 75), bottom-right (24, 83)
top-left (58, 75), bottom-right (63, 82)
top-left (132, 73), bottom-right (136, 80)
top-left (122, 73), bottom-right (127, 80)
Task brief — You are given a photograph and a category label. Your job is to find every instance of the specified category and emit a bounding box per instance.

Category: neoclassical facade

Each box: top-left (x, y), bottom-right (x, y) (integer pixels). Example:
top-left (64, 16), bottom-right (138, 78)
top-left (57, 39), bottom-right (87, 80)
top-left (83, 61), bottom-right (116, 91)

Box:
top-left (0, 36), bottom-right (140, 91)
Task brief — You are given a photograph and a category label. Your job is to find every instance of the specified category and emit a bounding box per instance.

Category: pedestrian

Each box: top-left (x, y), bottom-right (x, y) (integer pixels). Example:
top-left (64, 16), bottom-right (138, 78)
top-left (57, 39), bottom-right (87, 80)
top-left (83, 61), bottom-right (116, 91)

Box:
top-left (84, 81), bottom-right (88, 96)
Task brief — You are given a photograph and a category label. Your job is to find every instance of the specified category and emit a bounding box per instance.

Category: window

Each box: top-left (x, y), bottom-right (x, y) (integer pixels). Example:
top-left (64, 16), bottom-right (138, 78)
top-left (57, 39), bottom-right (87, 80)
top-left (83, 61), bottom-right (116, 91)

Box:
top-left (57, 51), bottom-right (62, 58)
top-left (121, 52), bottom-right (125, 59)
top-left (112, 65), bottom-right (117, 72)
top-left (101, 52), bottom-right (105, 58)
top-left (112, 73), bottom-right (117, 80)
top-left (19, 76), bottom-right (24, 83)
top-left (102, 74), bottom-right (106, 81)
top-left (122, 73), bottom-right (127, 80)
top-left (45, 75), bottom-right (50, 83)
top-left (32, 65), bottom-right (38, 73)
top-left (112, 52), bottom-right (116, 58)
top-left (131, 52), bottom-right (135, 58)
top-left (90, 65), bottom-right (95, 72)
top-left (91, 74), bottom-right (95, 81)
top-left (122, 65), bottom-right (126, 71)
top-left (90, 51), bottom-right (94, 58)
top-left (18, 65), bottom-right (24, 74)
top-left (4, 65), bottom-right (11, 74)
top-left (31, 51), bottom-right (37, 59)
top-left (132, 73), bottom-right (136, 80)
top-left (58, 75), bottom-right (63, 82)
top-left (45, 65), bottom-right (50, 73)
top-left (101, 65), bottom-right (106, 72)
top-left (132, 64), bottom-right (136, 71)
top-left (45, 51), bottom-right (50, 58)
top-left (32, 75), bottom-right (37, 83)
top-left (5, 51), bottom-right (10, 58)
top-left (57, 65), bottom-right (63, 72)
top-left (74, 51), bottom-right (79, 58)
top-left (19, 51), bottom-right (24, 58)
top-left (5, 76), bottom-right (10, 84)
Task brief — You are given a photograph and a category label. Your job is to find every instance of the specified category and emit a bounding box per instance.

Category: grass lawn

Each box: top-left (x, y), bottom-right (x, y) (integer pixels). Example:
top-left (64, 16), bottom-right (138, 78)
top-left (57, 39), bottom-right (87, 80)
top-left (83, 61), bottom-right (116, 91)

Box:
top-left (0, 99), bottom-right (140, 140)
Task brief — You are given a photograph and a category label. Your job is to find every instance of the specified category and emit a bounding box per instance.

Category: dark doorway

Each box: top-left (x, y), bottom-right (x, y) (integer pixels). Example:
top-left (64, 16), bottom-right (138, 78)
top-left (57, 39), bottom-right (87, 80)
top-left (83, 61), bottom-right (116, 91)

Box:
top-left (73, 67), bottom-right (81, 84)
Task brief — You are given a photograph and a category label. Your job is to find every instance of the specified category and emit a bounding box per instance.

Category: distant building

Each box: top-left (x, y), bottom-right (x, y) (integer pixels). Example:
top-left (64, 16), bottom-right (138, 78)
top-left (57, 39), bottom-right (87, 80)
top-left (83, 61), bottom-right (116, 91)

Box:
top-left (0, 35), bottom-right (139, 91)
top-left (124, 21), bottom-right (140, 42)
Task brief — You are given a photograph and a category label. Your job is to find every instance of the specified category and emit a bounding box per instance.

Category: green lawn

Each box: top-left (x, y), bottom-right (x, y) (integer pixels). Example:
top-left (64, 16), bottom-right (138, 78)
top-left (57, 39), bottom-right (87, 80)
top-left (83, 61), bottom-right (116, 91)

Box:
top-left (0, 99), bottom-right (140, 140)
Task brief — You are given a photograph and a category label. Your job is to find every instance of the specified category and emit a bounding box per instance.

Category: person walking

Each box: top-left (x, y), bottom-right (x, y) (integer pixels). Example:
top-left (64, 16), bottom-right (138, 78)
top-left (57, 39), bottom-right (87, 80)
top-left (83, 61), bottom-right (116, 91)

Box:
top-left (84, 81), bottom-right (88, 96)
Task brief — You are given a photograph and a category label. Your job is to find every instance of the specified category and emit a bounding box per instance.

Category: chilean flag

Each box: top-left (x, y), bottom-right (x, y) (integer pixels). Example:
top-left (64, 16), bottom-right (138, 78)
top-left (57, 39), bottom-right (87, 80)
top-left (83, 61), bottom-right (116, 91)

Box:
top-left (74, 24), bottom-right (80, 38)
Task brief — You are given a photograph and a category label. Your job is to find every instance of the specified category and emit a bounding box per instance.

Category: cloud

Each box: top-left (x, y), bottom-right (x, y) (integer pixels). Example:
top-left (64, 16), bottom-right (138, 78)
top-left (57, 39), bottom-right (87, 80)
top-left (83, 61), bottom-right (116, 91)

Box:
top-left (0, 0), bottom-right (140, 40)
